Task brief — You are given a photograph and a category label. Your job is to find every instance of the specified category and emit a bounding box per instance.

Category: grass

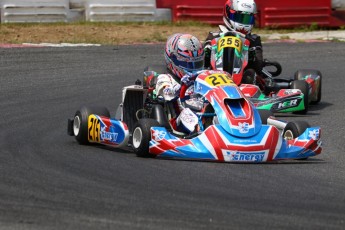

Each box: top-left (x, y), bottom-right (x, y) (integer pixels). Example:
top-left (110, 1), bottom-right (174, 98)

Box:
top-left (0, 21), bottom-right (343, 45)
top-left (0, 21), bottom-right (214, 45)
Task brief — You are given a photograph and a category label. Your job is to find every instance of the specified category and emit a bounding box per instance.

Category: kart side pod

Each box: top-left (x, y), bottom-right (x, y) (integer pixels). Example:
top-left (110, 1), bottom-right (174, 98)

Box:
top-left (67, 105), bottom-right (129, 147)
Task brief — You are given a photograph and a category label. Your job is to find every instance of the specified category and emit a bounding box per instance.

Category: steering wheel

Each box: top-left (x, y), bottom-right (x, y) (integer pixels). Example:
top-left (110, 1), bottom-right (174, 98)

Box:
top-left (263, 59), bottom-right (282, 77)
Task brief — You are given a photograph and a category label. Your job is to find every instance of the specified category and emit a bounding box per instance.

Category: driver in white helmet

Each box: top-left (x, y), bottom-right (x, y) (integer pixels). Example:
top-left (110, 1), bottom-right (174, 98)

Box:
top-left (152, 33), bottom-right (205, 134)
top-left (204, 0), bottom-right (263, 84)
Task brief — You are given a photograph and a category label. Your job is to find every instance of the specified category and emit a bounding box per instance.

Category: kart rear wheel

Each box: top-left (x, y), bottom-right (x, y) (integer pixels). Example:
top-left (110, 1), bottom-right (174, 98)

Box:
top-left (132, 118), bottom-right (160, 158)
top-left (314, 76), bottom-right (322, 104)
top-left (283, 121), bottom-right (310, 140)
top-left (290, 80), bottom-right (309, 114)
top-left (73, 106), bottom-right (110, 145)
top-left (294, 69), bottom-right (322, 104)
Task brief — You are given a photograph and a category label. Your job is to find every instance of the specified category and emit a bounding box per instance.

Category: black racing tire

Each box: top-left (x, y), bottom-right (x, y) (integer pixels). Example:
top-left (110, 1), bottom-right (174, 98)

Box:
top-left (290, 80), bottom-right (309, 114)
top-left (294, 69), bottom-right (322, 104)
top-left (242, 69), bottom-right (256, 84)
top-left (311, 71), bottom-right (322, 104)
top-left (283, 120), bottom-right (310, 160)
top-left (132, 118), bottom-right (160, 158)
top-left (283, 121), bottom-right (310, 140)
top-left (314, 75), bottom-right (322, 104)
top-left (258, 109), bottom-right (274, 124)
top-left (294, 69), bottom-right (319, 81)
top-left (73, 106), bottom-right (110, 145)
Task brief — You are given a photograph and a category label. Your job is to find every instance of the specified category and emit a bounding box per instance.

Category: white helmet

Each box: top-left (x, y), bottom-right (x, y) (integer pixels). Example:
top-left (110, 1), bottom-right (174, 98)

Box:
top-left (165, 33), bottom-right (205, 79)
top-left (223, 0), bottom-right (257, 35)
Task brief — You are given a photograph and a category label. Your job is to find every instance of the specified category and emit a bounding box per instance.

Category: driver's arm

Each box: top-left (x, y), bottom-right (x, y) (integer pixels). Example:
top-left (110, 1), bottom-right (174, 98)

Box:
top-left (247, 34), bottom-right (264, 74)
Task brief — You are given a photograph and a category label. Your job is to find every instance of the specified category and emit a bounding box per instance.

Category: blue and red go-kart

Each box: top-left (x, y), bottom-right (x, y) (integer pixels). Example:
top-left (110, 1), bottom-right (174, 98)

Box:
top-left (208, 30), bottom-right (322, 114)
top-left (67, 70), bottom-right (322, 163)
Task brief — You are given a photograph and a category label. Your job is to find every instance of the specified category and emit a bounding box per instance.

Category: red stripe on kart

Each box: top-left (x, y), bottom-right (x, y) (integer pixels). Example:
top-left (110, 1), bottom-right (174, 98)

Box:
top-left (205, 127), bottom-right (226, 161)
top-left (265, 126), bottom-right (280, 161)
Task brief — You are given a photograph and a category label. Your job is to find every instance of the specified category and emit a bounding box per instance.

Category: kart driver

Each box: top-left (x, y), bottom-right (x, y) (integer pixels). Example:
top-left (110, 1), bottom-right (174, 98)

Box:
top-left (204, 0), bottom-right (263, 84)
top-left (152, 33), bottom-right (205, 135)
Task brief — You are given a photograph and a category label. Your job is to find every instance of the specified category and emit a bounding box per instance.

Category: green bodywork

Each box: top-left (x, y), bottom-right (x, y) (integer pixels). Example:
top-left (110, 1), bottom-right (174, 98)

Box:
top-left (252, 93), bottom-right (306, 113)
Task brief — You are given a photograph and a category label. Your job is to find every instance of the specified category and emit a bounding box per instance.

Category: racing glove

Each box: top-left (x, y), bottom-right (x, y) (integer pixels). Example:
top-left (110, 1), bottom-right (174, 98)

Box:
top-left (162, 84), bottom-right (181, 98)
top-left (181, 71), bottom-right (203, 86)
top-left (181, 74), bottom-right (194, 86)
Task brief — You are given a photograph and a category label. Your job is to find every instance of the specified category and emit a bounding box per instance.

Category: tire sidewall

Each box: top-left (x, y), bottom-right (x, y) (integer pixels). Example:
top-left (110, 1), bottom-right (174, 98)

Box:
top-left (294, 69), bottom-right (322, 104)
top-left (74, 106), bottom-right (110, 145)
top-left (283, 121), bottom-right (310, 140)
top-left (132, 118), bottom-right (160, 157)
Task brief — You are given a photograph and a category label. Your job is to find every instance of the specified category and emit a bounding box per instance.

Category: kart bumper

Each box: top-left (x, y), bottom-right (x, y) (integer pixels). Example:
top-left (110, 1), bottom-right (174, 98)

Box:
top-left (149, 125), bottom-right (321, 163)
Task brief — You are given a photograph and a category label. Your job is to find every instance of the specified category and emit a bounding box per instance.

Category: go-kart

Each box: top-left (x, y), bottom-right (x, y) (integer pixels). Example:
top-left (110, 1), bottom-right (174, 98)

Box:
top-left (67, 69), bottom-right (322, 162)
top-left (208, 31), bottom-right (322, 114)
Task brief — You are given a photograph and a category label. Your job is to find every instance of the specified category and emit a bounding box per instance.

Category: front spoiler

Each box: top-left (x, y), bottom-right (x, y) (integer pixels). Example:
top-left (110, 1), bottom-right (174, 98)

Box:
top-left (148, 124), bottom-right (322, 163)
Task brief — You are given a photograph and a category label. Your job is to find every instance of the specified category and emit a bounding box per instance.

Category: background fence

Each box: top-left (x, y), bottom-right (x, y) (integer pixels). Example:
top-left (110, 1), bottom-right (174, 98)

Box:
top-left (0, 0), bottom-right (345, 27)
top-left (0, 0), bottom-right (69, 23)
top-left (85, 0), bottom-right (156, 22)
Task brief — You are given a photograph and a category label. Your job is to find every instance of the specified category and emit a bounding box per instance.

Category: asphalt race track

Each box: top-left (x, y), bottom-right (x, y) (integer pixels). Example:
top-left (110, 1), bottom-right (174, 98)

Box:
top-left (1, 42), bottom-right (345, 230)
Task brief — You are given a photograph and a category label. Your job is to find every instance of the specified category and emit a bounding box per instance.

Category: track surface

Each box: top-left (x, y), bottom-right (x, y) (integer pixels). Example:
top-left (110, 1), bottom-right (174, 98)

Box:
top-left (1, 42), bottom-right (345, 230)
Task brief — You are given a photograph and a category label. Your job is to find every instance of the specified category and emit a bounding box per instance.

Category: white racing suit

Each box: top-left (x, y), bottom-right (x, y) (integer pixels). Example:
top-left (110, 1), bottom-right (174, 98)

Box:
top-left (155, 74), bottom-right (202, 134)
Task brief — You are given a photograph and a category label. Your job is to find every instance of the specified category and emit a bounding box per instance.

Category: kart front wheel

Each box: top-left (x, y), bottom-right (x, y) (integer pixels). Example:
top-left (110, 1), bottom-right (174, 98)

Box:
top-left (258, 109), bottom-right (274, 124)
top-left (283, 121), bottom-right (310, 140)
top-left (290, 80), bottom-right (309, 114)
top-left (132, 118), bottom-right (160, 158)
top-left (73, 106), bottom-right (110, 145)
top-left (283, 121), bottom-right (310, 160)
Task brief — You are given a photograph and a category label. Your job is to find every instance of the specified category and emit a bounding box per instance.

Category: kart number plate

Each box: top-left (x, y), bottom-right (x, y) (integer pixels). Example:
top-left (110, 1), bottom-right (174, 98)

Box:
top-left (88, 114), bottom-right (100, 143)
top-left (205, 74), bottom-right (235, 87)
top-left (217, 36), bottom-right (242, 53)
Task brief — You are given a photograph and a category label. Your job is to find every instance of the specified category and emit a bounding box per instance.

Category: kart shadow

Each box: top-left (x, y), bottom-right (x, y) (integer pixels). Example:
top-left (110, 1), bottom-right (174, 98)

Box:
top-left (94, 144), bottom-right (134, 154)
top-left (261, 158), bottom-right (326, 165)
top-left (308, 101), bottom-right (333, 112)
top-left (80, 144), bottom-right (326, 164)
top-left (154, 156), bottom-right (326, 165)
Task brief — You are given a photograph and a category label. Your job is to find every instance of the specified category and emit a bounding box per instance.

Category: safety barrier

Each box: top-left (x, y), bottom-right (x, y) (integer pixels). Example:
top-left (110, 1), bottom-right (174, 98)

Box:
top-left (332, 0), bottom-right (345, 9)
top-left (155, 0), bottom-right (345, 28)
top-left (0, 0), bottom-right (69, 23)
top-left (256, 0), bottom-right (332, 28)
top-left (261, 7), bottom-right (331, 27)
top-left (156, 0), bottom-right (224, 25)
top-left (85, 0), bottom-right (156, 22)
top-left (0, 0), bottom-right (343, 27)
top-left (70, 0), bottom-right (86, 9)
top-left (174, 5), bottom-right (223, 25)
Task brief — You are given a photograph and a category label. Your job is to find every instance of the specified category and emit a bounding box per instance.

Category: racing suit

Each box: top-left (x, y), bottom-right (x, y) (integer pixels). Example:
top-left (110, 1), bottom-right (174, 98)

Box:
top-left (145, 70), bottom-right (200, 134)
top-left (204, 26), bottom-right (264, 84)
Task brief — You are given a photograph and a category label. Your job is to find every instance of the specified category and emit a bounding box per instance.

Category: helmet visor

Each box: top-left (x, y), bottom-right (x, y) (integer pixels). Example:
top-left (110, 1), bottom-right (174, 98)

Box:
top-left (172, 55), bottom-right (204, 72)
top-left (227, 10), bottom-right (255, 25)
